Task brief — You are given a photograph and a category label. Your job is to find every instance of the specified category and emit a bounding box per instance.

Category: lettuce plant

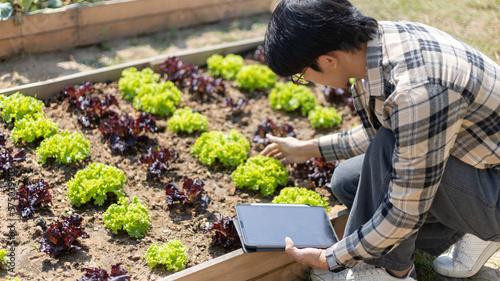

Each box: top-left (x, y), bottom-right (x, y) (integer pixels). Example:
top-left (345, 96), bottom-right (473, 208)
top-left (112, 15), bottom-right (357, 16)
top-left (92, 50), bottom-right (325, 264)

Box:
top-left (103, 196), bottom-right (151, 238)
top-left (78, 263), bottom-right (131, 281)
top-left (272, 187), bottom-right (329, 211)
top-left (167, 107), bottom-right (209, 134)
top-left (236, 65), bottom-right (277, 91)
top-left (132, 81), bottom-right (183, 116)
top-left (308, 105), bottom-right (342, 129)
top-left (36, 131), bottom-right (91, 164)
top-left (15, 179), bottom-right (52, 218)
top-left (191, 129), bottom-right (250, 167)
top-left (118, 67), bottom-right (159, 100)
top-left (139, 146), bottom-right (178, 179)
top-left (207, 54), bottom-right (244, 80)
top-left (11, 113), bottom-right (58, 143)
top-left (67, 163), bottom-right (126, 207)
top-left (269, 82), bottom-right (317, 115)
top-left (204, 215), bottom-right (241, 249)
top-left (0, 248), bottom-right (8, 268)
top-left (231, 155), bottom-right (289, 196)
top-left (0, 92), bottom-right (44, 123)
top-left (144, 240), bottom-right (188, 271)
top-left (40, 215), bottom-right (89, 257)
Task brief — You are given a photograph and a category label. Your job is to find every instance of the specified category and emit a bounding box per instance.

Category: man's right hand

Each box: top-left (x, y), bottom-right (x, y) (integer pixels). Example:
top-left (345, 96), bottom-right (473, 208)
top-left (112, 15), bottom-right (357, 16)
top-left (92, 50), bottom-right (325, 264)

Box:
top-left (259, 134), bottom-right (322, 165)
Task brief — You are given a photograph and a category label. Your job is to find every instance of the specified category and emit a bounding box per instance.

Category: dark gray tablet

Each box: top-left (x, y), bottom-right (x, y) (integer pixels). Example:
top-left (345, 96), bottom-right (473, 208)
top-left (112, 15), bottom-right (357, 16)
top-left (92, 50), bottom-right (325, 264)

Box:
top-left (234, 203), bottom-right (338, 252)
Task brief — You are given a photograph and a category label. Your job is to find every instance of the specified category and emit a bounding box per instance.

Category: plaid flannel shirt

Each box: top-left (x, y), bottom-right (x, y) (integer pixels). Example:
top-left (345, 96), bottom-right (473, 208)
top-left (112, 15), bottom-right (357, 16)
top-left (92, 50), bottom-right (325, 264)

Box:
top-left (318, 21), bottom-right (500, 267)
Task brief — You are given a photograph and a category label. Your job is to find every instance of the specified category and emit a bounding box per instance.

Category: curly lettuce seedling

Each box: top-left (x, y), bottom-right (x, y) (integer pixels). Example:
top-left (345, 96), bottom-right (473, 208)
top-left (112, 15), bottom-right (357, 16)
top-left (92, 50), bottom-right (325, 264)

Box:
top-left (232, 155), bottom-right (289, 196)
top-left (236, 65), bottom-right (277, 91)
top-left (144, 240), bottom-right (188, 271)
top-left (167, 107), bottom-right (209, 134)
top-left (0, 248), bottom-right (8, 268)
top-left (191, 129), bottom-right (250, 167)
top-left (308, 105), bottom-right (342, 129)
top-left (133, 81), bottom-right (183, 116)
top-left (0, 92), bottom-right (44, 123)
top-left (269, 82), bottom-right (317, 116)
top-left (272, 187), bottom-right (329, 211)
top-left (118, 67), bottom-right (159, 100)
top-left (36, 131), bottom-right (90, 164)
top-left (207, 54), bottom-right (244, 80)
top-left (11, 113), bottom-right (58, 143)
top-left (103, 196), bottom-right (151, 238)
top-left (67, 163), bottom-right (126, 207)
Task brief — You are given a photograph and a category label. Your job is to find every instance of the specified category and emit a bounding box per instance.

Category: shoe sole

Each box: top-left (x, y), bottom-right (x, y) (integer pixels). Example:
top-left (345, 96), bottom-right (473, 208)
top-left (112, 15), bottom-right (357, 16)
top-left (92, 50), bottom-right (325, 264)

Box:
top-left (433, 242), bottom-right (500, 278)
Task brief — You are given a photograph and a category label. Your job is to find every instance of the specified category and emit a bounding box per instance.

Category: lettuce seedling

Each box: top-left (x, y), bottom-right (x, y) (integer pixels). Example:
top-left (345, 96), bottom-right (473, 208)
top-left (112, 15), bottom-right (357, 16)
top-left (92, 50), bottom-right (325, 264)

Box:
top-left (236, 65), bottom-right (277, 91)
top-left (0, 92), bottom-right (44, 123)
top-left (167, 107), bottom-right (209, 134)
top-left (302, 157), bottom-right (340, 188)
top-left (204, 215), bottom-right (241, 249)
top-left (224, 97), bottom-right (248, 115)
top-left (308, 105), bottom-right (342, 129)
top-left (272, 187), bottom-right (329, 211)
top-left (103, 196), bottom-right (151, 239)
top-left (15, 179), bottom-right (52, 218)
top-left (231, 155), bottom-right (289, 196)
top-left (144, 240), bottom-right (188, 271)
top-left (139, 146), bottom-right (178, 179)
top-left (99, 112), bottom-right (158, 153)
top-left (67, 163), bottom-right (126, 207)
top-left (78, 263), bottom-right (131, 281)
top-left (0, 248), bottom-right (8, 268)
top-left (11, 113), bottom-right (58, 143)
top-left (269, 82), bottom-right (317, 115)
top-left (191, 129), bottom-right (250, 167)
top-left (36, 131), bottom-right (90, 164)
top-left (253, 118), bottom-right (297, 148)
top-left (118, 67), bottom-right (159, 100)
top-left (0, 147), bottom-right (26, 177)
top-left (133, 81), bottom-right (183, 116)
top-left (165, 178), bottom-right (211, 208)
top-left (39, 215), bottom-right (89, 257)
top-left (207, 54), bottom-right (244, 80)
top-left (161, 56), bottom-right (199, 83)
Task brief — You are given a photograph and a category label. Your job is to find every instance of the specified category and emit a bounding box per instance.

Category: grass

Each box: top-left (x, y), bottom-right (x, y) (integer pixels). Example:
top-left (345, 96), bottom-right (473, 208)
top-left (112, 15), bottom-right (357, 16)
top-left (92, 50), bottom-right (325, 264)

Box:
top-left (351, 0), bottom-right (500, 65)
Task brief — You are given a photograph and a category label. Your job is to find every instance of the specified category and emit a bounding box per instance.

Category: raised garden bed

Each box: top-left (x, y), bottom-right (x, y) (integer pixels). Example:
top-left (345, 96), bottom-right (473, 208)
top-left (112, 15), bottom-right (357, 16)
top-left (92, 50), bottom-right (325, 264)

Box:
top-left (0, 38), bottom-right (358, 280)
top-left (0, 0), bottom-right (272, 59)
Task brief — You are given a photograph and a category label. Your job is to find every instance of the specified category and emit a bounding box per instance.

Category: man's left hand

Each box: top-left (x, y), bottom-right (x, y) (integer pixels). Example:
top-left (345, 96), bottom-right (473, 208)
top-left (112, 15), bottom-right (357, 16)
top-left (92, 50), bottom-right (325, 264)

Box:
top-left (284, 237), bottom-right (329, 270)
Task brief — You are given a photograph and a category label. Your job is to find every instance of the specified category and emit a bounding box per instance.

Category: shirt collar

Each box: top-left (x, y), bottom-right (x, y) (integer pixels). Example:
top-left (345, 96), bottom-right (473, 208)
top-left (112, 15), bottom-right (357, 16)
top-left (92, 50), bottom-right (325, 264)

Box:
top-left (365, 24), bottom-right (385, 97)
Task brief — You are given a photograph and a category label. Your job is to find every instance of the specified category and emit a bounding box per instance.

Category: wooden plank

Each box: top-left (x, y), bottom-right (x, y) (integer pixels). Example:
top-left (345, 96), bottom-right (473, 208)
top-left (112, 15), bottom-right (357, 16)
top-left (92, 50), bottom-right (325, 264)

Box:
top-left (0, 18), bottom-right (22, 41)
top-left (0, 37), bottom-right (263, 99)
top-left (21, 28), bottom-right (78, 54)
top-left (0, 37), bottom-right (23, 59)
top-left (161, 206), bottom-right (349, 281)
top-left (78, 0), bottom-right (269, 47)
top-left (20, 9), bottom-right (77, 36)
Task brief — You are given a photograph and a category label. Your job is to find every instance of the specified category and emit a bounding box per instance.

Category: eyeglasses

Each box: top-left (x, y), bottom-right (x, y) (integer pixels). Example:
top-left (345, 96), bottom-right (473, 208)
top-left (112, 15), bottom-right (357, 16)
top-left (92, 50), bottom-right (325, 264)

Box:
top-left (291, 68), bottom-right (309, 85)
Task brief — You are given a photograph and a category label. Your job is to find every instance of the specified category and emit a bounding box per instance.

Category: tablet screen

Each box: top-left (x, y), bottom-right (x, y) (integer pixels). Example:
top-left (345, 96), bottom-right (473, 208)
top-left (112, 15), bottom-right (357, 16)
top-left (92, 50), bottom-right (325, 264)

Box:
top-left (235, 204), bottom-right (338, 250)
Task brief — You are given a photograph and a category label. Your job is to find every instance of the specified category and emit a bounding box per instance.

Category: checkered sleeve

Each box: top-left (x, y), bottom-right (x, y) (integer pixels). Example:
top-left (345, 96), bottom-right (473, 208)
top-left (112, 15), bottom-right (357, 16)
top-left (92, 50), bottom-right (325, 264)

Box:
top-left (317, 125), bottom-right (371, 162)
top-left (331, 83), bottom-right (469, 267)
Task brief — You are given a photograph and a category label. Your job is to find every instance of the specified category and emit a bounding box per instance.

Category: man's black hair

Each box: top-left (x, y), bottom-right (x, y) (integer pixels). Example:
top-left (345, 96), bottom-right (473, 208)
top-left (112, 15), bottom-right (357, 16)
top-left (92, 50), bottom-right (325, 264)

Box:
top-left (265, 0), bottom-right (378, 77)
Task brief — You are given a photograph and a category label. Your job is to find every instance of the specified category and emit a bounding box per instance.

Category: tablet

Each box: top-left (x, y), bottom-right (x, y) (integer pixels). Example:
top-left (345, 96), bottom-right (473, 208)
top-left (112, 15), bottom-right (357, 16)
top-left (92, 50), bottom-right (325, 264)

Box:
top-left (234, 203), bottom-right (338, 252)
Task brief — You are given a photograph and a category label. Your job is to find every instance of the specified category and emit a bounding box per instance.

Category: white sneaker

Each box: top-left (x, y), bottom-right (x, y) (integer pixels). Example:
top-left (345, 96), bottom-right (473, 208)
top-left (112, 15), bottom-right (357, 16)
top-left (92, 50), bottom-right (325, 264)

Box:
top-left (432, 233), bottom-right (500, 278)
top-left (310, 263), bottom-right (417, 281)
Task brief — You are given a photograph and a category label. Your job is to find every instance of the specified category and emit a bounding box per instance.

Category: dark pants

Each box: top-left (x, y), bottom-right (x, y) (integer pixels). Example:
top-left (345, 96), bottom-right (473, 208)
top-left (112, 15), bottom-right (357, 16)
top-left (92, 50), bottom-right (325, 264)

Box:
top-left (330, 127), bottom-right (500, 270)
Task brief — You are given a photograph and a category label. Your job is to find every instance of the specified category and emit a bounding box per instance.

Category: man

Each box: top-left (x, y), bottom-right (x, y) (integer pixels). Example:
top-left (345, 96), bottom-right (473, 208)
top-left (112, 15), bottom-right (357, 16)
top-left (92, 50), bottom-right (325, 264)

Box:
top-left (260, 0), bottom-right (500, 280)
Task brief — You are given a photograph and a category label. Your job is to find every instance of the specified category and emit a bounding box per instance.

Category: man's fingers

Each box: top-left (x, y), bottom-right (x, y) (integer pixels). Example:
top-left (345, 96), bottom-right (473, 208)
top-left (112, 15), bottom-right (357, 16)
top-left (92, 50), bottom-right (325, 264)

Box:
top-left (260, 143), bottom-right (278, 156)
top-left (285, 237), bottom-right (297, 260)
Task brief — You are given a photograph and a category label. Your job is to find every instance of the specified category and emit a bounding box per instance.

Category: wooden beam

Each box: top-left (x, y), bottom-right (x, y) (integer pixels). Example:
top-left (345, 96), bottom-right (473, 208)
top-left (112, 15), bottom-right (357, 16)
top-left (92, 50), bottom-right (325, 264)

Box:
top-left (0, 37), bottom-right (263, 99)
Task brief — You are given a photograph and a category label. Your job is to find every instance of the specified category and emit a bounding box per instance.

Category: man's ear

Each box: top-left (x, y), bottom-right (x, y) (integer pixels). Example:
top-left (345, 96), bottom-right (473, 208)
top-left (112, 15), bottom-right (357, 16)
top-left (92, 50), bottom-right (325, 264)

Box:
top-left (318, 53), bottom-right (338, 70)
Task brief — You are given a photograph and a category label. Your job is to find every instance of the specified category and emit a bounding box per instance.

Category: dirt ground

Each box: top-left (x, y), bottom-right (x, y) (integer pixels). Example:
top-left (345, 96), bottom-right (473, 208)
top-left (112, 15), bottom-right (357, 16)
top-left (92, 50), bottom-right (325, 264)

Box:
top-left (0, 13), bottom-right (499, 281)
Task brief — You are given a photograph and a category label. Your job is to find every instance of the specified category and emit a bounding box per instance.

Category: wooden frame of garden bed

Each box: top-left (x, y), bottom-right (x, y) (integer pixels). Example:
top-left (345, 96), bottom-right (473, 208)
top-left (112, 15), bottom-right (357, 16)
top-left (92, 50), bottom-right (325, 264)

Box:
top-left (0, 0), bottom-right (272, 59)
top-left (0, 37), bottom-right (349, 280)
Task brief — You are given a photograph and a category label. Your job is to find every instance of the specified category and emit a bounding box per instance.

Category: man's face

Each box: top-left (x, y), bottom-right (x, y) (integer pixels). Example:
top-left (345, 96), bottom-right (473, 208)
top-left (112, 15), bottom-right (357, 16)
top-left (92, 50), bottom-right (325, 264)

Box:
top-left (302, 57), bottom-right (351, 89)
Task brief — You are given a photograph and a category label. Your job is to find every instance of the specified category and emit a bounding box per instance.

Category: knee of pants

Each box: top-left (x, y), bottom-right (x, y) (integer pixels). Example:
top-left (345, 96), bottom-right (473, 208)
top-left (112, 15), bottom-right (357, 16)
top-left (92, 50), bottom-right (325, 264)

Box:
top-left (329, 161), bottom-right (359, 207)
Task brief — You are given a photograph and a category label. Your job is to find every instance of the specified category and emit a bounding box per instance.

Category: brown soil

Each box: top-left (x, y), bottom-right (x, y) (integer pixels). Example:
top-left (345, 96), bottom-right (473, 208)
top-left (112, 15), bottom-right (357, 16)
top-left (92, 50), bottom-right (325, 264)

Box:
top-left (0, 53), bottom-right (360, 281)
